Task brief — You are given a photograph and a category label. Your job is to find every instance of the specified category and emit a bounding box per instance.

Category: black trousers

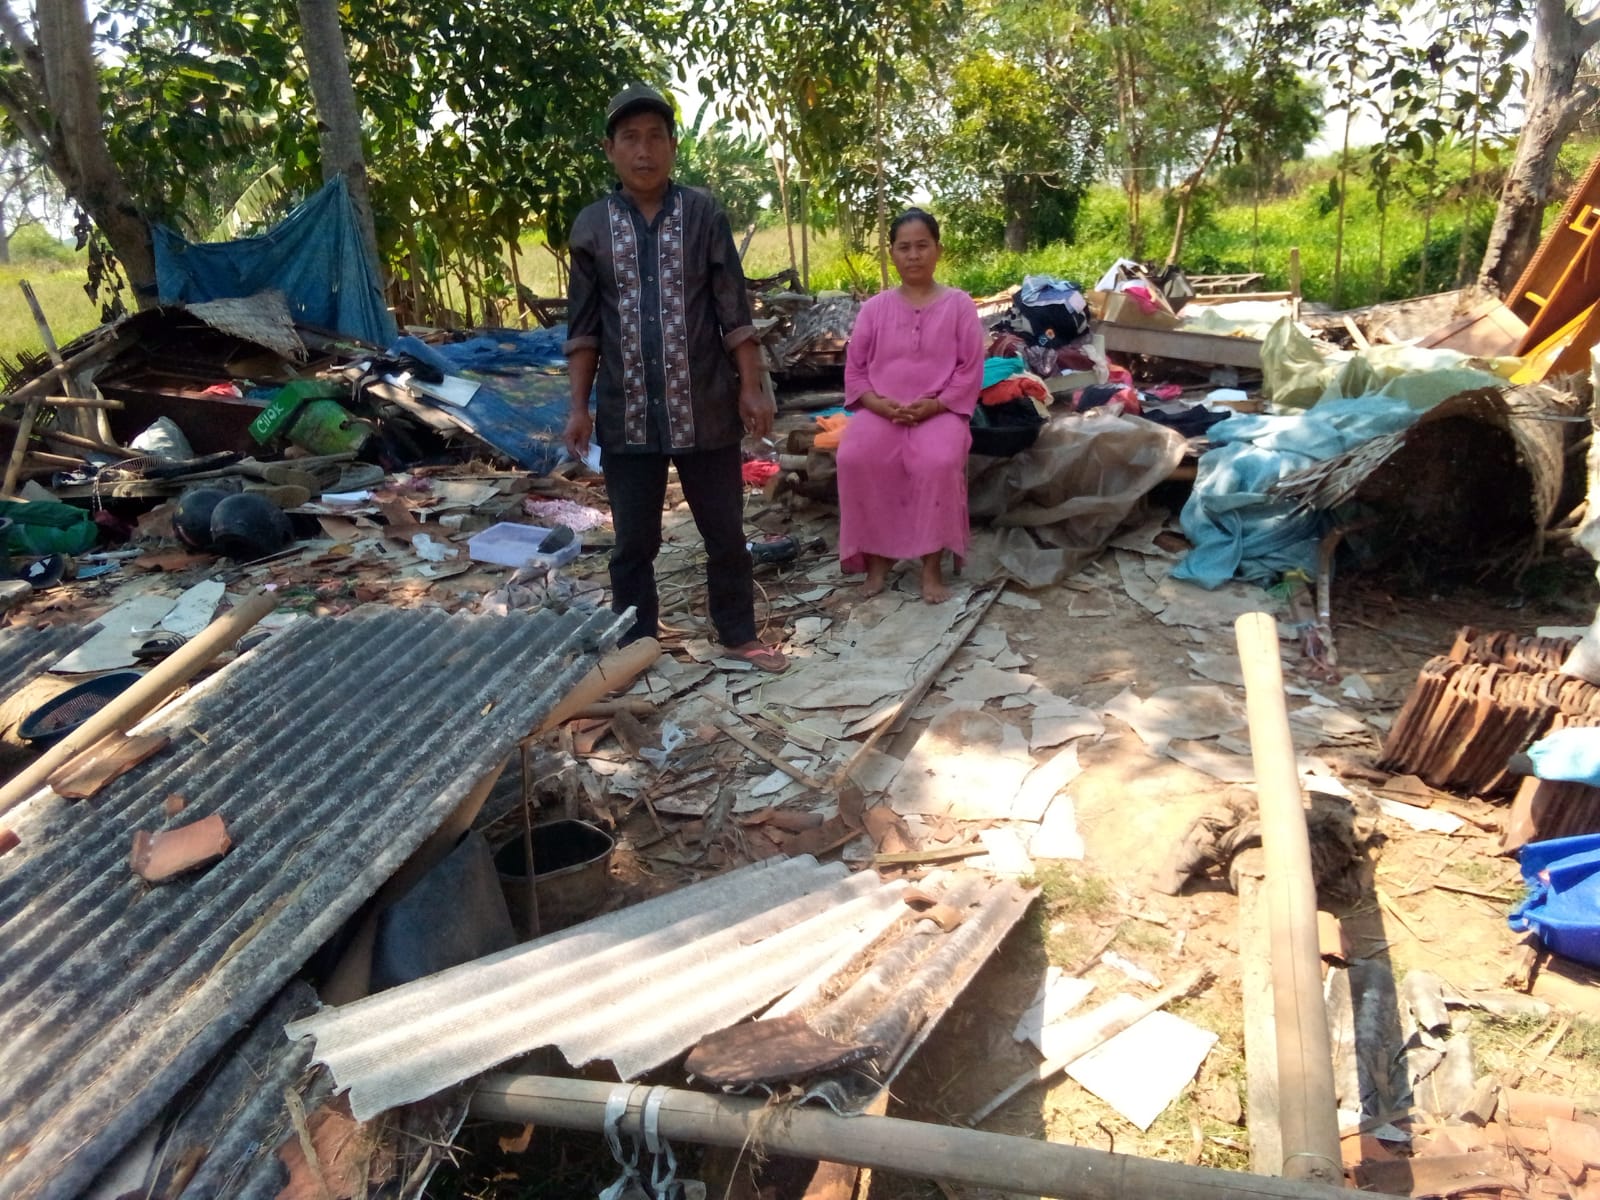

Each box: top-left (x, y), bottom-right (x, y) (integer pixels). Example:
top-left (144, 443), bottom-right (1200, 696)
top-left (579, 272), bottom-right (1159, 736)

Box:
top-left (602, 444), bottom-right (756, 646)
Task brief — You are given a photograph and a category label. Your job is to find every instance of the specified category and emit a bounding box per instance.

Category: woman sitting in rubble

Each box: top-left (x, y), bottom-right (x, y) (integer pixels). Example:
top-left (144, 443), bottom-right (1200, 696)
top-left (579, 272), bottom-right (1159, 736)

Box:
top-left (837, 209), bottom-right (985, 604)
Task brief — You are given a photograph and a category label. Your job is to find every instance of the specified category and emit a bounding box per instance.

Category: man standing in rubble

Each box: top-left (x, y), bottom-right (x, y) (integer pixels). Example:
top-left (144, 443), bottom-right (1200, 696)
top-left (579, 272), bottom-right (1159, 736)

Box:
top-left (564, 83), bottom-right (787, 672)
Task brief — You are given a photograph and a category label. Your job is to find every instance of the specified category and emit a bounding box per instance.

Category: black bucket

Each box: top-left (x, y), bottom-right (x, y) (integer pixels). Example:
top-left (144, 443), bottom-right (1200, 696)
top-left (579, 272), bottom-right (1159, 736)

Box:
top-left (495, 818), bottom-right (615, 937)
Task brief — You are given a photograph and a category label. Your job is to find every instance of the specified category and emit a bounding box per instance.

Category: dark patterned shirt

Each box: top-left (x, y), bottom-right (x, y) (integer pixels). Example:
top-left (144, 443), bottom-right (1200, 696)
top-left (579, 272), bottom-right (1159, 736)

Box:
top-left (565, 183), bottom-right (757, 454)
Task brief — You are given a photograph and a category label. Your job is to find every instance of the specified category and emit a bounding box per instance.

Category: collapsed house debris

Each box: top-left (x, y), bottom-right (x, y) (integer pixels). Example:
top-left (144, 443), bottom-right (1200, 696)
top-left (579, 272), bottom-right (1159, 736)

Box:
top-left (6, 169), bottom-right (1600, 1200)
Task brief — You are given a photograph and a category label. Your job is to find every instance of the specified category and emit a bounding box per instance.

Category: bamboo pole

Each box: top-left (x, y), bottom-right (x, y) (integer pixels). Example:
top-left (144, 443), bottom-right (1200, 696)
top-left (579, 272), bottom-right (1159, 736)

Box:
top-left (0, 415), bottom-right (124, 457)
top-left (36, 394), bottom-right (123, 409)
top-left (1, 395), bottom-right (43, 498)
top-left (469, 1075), bottom-right (1374, 1200)
top-left (1233, 612), bottom-right (1342, 1186)
top-left (0, 590), bottom-right (279, 817)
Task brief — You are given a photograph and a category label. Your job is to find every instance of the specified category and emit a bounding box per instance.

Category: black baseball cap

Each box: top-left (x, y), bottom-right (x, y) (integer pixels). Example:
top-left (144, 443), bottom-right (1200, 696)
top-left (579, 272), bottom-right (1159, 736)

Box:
top-left (605, 83), bottom-right (675, 135)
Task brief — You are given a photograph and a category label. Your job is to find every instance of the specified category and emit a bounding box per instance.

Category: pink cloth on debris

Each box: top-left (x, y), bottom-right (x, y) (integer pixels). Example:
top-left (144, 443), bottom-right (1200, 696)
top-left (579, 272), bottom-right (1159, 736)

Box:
top-left (837, 288), bottom-right (985, 575)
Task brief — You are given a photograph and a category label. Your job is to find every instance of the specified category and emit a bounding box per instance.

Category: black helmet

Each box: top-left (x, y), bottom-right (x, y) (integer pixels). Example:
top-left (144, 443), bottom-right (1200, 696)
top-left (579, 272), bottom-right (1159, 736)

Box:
top-left (174, 488), bottom-right (231, 550)
top-left (209, 492), bottom-right (293, 560)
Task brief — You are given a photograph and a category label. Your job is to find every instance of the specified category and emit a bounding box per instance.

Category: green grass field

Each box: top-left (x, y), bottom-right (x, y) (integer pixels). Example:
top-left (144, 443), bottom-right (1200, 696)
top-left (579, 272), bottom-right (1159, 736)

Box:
top-left (0, 261), bottom-right (103, 366)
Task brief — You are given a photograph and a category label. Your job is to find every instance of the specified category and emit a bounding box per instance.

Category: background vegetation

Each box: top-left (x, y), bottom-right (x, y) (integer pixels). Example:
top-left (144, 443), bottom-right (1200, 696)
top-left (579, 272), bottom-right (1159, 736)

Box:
top-left (0, 0), bottom-right (1586, 354)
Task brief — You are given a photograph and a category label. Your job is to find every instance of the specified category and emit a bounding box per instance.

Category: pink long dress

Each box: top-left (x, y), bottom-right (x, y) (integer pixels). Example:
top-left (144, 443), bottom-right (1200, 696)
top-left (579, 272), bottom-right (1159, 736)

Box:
top-left (837, 287), bottom-right (986, 574)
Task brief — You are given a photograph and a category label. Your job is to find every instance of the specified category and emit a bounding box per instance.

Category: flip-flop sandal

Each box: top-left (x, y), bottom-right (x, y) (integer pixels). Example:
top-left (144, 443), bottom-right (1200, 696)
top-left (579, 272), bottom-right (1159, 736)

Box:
top-left (725, 643), bottom-right (787, 673)
top-left (235, 629), bottom-right (273, 654)
top-left (133, 632), bottom-right (188, 663)
top-left (21, 555), bottom-right (65, 590)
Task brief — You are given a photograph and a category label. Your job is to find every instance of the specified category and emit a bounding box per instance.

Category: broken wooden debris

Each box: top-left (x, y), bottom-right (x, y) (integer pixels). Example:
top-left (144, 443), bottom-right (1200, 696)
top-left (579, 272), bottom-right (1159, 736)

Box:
top-left (684, 1012), bottom-right (879, 1087)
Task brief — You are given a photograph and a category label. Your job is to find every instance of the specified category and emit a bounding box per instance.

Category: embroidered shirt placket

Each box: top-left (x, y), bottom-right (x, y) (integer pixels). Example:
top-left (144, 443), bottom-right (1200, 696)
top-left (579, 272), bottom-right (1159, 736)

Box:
top-left (608, 198), bottom-right (650, 446)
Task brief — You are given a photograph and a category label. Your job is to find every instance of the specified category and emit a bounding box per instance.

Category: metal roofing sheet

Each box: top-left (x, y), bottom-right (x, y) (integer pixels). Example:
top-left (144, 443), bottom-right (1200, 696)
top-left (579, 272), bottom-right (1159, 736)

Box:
top-left (0, 623), bottom-right (98, 709)
top-left (290, 855), bottom-right (911, 1120)
top-left (0, 604), bottom-right (628, 1200)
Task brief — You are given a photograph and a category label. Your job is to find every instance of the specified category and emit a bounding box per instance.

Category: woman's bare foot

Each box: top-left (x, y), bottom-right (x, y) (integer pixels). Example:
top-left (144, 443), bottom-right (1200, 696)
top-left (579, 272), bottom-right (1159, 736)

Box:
top-left (920, 553), bottom-right (950, 604)
top-left (862, 555), bottom-right (892, 597)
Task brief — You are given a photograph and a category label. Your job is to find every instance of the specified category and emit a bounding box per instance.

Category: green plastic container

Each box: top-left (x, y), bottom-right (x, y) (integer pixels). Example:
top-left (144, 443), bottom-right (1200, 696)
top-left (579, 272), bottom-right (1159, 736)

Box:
top-left (249, 380), bottom-right (369, 455)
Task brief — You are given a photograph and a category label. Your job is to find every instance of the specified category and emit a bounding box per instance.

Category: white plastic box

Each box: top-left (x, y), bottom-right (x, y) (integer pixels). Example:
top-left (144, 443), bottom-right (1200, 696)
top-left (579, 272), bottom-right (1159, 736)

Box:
top-left (467, 522), bottom-right (583, 569)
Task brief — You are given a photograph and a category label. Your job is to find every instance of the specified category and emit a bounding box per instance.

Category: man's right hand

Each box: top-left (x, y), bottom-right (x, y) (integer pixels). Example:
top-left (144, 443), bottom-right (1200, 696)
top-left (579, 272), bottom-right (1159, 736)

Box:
top-left (564, 409), bottom-right (594, 460)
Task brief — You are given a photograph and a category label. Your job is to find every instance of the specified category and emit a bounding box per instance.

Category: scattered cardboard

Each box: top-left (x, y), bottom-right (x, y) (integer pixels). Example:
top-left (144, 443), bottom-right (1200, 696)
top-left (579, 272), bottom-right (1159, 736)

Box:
top-left (1029, 794), bottom-right (1085, 860)
top-left (1012, 745), bottom-right (1084, 823)
top-left (1013, 968), bottom-right (1097, 1053)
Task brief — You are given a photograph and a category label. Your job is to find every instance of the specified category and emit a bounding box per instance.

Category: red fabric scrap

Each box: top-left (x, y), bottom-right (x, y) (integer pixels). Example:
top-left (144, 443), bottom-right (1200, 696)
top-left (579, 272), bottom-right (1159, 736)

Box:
top-left (742, 459), bottom-right (780, 487)
top-left (980, 374), bottom-right (1051, 407)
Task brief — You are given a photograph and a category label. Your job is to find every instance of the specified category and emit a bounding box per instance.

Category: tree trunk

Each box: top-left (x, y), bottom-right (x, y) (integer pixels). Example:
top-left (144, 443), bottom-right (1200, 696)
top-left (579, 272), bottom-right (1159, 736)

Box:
top-left (1332, 103), bottom-right (1353, 307)
top-left (873, 50), bottom-right (889, 290)
top-left (296, 0), bottom-right (384, 287)
top-left (1478, 0), bottom-right (1600, 295)
top-left (773, 150), bottom-right (797, 279)
top-left (6, 0), bottom-right (158, 305)
top-left (799, 176), bottom-right (810, 293)
top-left (1002, 177), bottom-right (1032, 252)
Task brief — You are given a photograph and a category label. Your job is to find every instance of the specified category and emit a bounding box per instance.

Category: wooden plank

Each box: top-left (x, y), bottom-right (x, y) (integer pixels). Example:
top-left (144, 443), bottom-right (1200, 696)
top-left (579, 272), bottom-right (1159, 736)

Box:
top-left (1097, 321), bottom-right (1264, 369)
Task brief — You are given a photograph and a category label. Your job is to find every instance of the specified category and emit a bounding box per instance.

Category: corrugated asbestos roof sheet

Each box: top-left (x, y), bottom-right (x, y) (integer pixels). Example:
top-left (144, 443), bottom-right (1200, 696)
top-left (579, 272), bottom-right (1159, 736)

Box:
top-left (0, 623), bottom-right (98, 709)
top-left (0, 605), bottom-right (628, 1200)
top-left (290, 855), bottom-right (914, 1120)
top-left (90, 983), bottom-right (326, 1200)
top-left (769, 872), bottom-right (1037, 1113)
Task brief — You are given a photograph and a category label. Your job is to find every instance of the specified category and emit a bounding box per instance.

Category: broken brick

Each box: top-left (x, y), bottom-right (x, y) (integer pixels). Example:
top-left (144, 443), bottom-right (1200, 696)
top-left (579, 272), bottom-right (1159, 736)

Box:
top-left (130, 813), bottom-right (232, 884)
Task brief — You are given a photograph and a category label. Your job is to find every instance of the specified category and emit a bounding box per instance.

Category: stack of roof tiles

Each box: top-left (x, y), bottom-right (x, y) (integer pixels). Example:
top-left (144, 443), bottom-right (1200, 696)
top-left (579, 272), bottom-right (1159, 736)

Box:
top-left (1378, 627), bottom-right (1597, 797)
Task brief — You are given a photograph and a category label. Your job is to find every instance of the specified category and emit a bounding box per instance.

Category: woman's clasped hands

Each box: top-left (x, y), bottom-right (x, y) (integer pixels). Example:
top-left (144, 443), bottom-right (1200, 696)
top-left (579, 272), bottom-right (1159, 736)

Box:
top-left (862, 392), bottom-right (945, 426)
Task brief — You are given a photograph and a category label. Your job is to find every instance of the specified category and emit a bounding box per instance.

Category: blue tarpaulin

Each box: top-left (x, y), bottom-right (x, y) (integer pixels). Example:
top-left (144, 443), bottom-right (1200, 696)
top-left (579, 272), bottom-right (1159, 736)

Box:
top-left (391, 331), bottom-right (570, 474)
top-left (153, 177), bottom-right (397, 347)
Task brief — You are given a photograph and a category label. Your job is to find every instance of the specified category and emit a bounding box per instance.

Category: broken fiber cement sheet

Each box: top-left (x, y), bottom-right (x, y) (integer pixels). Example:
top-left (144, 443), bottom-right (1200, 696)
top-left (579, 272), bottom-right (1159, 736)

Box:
top-left (887, 703), bottom-right (1033, 819)
top-left (289, 856), bottom-right (907, 1120)
top-left (762, 590), bottom-right (984, 712)
top-left (1103, 686), bottom-right (1246, 756)
top-left (1064, 1008), bottom-right (1218, 1130)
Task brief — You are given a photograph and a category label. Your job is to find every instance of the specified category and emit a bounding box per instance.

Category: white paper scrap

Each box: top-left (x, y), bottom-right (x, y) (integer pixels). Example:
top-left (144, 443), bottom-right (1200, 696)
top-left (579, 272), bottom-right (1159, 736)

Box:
top-left (1029, 794), bottom-right (1085, 860)
top-left (970, 826), bottom-right (1035, 876)
top-left (1101, 950), bottom-right (1162, 989)
top-left (1012, 744), bottom-right (1083, 823)
top-left (53, 594), bottom-right (178, 673)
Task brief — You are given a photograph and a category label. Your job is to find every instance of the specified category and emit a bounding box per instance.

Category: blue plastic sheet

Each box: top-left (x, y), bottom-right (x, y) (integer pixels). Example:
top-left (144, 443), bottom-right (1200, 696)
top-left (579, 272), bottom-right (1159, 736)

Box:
top-left (1172, 396), bottom-right (1421, 589)
top-left (1509, 834), bottom-right (1600, 967)
top-left (392, 332), bottom-right (571, 474)
top-left (1526, 728), bottom-right (1600, 787)
top-left (429, 329), bottom-right (567, 373)
top-left (153, 177), bottom-right (397, 347)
